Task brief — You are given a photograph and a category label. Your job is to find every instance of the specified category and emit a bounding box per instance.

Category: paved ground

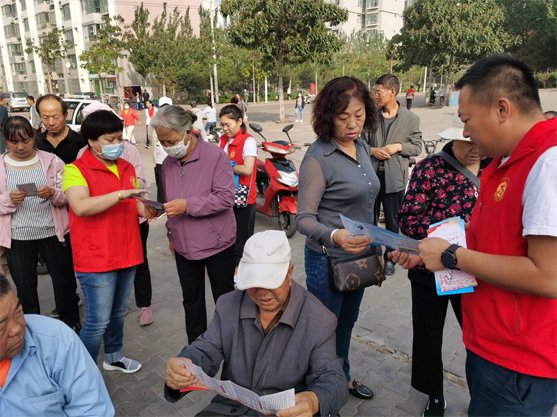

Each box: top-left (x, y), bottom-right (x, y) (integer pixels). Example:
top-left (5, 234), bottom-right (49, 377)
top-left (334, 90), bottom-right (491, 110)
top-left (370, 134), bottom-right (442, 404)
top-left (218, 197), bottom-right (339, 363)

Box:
top-left (19, 89), bottom-right (557, 416)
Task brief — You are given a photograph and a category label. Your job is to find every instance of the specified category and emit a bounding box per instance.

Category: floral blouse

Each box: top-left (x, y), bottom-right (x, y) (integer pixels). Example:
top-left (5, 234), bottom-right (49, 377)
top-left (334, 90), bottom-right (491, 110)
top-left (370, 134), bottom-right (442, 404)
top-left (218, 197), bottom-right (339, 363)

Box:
top-left (397, 143), bottom-right (490, 273)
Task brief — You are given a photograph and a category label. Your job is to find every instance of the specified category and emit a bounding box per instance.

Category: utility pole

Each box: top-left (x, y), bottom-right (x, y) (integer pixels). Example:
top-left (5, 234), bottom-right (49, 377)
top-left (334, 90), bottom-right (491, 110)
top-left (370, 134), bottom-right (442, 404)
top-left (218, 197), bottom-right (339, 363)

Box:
top-left (265, 76), bottom-right (268, 103)
top-left (210, 0), bottom-right (219, 103)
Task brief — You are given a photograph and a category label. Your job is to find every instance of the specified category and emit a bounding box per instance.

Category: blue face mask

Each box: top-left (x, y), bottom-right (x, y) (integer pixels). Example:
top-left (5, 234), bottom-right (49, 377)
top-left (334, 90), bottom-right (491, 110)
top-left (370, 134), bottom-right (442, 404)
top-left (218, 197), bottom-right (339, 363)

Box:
top-left (98, 142), bottom-right (125, 160)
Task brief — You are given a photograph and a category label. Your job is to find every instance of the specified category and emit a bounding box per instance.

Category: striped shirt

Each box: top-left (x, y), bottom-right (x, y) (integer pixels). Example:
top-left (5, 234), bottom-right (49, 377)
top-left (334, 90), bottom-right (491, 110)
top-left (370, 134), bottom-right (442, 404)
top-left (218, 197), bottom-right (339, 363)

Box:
top-left (6, 165), bottom-right (55, 241)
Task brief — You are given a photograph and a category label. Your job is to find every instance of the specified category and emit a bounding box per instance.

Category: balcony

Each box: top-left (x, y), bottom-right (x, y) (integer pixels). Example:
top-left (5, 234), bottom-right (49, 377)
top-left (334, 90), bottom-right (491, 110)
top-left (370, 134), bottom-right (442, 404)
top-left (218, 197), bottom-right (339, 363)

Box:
top-left (366, 0), bottom-right (379, 10)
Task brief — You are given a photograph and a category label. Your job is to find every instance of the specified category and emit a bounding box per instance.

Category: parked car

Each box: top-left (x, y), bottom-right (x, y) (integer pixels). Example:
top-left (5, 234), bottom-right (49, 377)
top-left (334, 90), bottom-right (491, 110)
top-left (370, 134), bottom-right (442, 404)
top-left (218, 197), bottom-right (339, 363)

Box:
top-left (3, 92), bottom-right (30, 112)
top-left (63, 99), bottom-right (126, 139)
top-left (70, 92), bottom-right (101, 101)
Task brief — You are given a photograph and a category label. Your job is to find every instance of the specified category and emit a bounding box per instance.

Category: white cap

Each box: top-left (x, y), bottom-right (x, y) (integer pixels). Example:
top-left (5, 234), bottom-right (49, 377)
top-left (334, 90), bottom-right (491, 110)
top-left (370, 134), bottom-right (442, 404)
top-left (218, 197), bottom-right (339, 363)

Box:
top-left (82, 102), bottom-right (112, 120)
top-left (158, 96), bottom-right (173, 107)
top-left (438, 109), bottom-right (470, 141)
top-left (236, 231), bottom-right (291, 290)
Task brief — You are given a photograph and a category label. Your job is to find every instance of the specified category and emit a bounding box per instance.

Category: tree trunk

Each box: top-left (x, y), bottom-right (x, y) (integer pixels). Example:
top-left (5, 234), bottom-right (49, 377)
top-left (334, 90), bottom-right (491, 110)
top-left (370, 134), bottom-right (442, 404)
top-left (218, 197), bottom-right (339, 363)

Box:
top-left (257, 79), bottom-right (260, 103)
top-left (426, 66), bottom-right (432, 108)
top-left (209, 64), bottom-right (215, 107)
top-left (162, 81), bottom-right (167, 97)
top-left (278, 45), bottom-right (285, 123)
top-left (315, 68), bottom-right (318, 95)
top-left (99, 74), bottom-right (105, 96)
top-left (252, 56), bottom-right (256, 104)
top-left (444, 55), bottom-right (455, 108)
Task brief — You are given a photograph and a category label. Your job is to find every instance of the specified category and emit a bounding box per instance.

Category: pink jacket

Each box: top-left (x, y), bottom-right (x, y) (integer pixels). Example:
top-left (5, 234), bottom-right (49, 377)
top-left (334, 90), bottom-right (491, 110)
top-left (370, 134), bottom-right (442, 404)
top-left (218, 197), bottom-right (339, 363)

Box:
top-left (0, 150), bottom-right (69, 249)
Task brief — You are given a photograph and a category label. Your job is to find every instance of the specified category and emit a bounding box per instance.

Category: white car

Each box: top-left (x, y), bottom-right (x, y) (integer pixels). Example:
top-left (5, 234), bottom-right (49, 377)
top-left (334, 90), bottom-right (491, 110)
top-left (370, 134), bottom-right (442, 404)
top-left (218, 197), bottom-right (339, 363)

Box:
top-left (64, 99), bottom-right (126, 139)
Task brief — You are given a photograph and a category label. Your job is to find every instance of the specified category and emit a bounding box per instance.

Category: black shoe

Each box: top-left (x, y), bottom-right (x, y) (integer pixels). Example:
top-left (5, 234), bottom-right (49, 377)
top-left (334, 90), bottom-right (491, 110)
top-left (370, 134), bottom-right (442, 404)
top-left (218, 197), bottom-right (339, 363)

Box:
top-left (72, 323), bottom-right (82, 335)
top-left (37, 260), bottom-right (49, 275)
top-left (424, 399), bottom-right (446, 417)
top-left (50, 308), bottom-right (59, 319)
top-left (349, 380), bottom-right (374, 400)
top-left (384, 259), bottom-right (396, 275)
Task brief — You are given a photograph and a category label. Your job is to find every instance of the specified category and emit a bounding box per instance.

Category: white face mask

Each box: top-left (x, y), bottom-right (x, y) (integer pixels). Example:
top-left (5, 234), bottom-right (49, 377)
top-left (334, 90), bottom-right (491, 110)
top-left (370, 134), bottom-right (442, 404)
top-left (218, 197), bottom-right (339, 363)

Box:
top-left (124, 105), bottom-right (129, 110)
top-left (163, 134), bottom-right (191, 159)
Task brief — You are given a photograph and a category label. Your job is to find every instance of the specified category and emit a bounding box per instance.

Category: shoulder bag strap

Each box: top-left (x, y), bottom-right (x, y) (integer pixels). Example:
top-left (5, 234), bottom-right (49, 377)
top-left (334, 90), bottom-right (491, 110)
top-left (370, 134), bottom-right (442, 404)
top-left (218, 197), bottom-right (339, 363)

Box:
top-left (437, 151), bottom-right (481, 189)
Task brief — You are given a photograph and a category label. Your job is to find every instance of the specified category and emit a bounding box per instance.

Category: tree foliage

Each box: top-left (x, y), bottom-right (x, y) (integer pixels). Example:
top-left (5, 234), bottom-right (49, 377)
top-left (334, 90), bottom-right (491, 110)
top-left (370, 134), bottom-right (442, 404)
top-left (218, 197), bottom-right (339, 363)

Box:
top-left (220, 0), bottom-right (348, 122)
top-left (79, 15), bottom-right (126, 97)
top-left (124, 4), bottom-right (152, 81)
top-left (25, 29), bottom-right (74, 94)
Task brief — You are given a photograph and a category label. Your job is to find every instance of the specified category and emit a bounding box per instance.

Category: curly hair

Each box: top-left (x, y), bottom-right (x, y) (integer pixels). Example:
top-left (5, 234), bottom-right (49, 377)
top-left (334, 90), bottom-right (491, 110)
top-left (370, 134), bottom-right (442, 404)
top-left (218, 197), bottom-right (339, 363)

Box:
top-left (312, 76), bottom-right (378, 141)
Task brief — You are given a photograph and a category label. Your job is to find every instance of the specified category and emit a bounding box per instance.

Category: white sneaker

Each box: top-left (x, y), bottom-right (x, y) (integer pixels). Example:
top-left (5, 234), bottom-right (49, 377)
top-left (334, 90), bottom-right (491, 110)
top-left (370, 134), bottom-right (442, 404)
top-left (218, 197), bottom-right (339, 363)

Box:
top-left (103, 357), bottom-right (142, 374)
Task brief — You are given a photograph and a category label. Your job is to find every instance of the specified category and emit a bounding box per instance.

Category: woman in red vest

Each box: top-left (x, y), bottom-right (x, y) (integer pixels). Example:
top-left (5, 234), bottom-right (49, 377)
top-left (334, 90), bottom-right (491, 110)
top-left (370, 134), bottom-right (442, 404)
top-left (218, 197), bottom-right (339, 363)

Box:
top-left (219, 104), bottom-right (257, 264)
top-left (63, 110), bottom-right (150, 373)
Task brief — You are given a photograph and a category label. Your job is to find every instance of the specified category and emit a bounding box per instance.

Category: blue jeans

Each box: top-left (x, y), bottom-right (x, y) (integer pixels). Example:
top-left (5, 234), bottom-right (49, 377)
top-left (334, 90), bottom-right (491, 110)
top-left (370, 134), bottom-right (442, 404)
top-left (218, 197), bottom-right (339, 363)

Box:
top-left (205, 121), bottom-right (216, 133)
top-left (305, 246), bottom-right (364, 382)
top-left (77, 267), bottom-right (136, 362)
top-left (466, 348), bottom-right (557, 416)
top-left (295, 106), bottom-right (303, 121)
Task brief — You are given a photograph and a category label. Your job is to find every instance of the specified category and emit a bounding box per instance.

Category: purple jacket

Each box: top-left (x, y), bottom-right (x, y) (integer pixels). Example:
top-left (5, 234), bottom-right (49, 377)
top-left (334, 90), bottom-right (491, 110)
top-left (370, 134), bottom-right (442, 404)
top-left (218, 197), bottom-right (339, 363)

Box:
top-left (162, 139), bottom-right (236, 260)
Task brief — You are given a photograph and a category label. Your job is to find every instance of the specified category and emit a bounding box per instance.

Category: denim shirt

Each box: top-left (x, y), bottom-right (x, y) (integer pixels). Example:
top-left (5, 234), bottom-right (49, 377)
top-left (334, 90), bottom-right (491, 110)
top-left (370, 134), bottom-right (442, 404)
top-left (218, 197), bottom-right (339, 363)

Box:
top-left (0, 315), bottom-right (114, 417)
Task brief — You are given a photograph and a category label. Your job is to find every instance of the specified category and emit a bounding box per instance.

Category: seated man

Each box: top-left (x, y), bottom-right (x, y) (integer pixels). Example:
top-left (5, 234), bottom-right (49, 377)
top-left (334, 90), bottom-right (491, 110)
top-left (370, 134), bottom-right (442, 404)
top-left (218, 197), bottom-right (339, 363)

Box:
top-left (164, 231), bottom-right (348, 417)
top-left (0, 274), bottom-right (114, 416)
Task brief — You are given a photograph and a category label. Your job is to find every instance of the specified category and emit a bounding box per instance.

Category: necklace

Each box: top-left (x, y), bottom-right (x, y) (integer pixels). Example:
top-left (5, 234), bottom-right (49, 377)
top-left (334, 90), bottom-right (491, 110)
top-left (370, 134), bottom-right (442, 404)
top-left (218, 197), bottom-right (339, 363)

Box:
top-left (5, 153), bottom-right (39, 167)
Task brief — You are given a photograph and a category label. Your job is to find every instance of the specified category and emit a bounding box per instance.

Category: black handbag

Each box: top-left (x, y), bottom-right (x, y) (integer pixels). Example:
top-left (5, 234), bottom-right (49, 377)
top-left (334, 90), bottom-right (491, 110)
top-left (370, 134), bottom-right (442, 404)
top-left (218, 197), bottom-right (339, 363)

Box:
top-left (323, 246), bottom-right (386, 292)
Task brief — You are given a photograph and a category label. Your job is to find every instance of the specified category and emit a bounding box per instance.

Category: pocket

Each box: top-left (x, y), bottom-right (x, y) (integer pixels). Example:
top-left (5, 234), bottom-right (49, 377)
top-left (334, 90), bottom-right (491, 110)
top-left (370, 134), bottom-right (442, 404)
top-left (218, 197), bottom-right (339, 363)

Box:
top-left (24, 389), bottom-right (65, 416)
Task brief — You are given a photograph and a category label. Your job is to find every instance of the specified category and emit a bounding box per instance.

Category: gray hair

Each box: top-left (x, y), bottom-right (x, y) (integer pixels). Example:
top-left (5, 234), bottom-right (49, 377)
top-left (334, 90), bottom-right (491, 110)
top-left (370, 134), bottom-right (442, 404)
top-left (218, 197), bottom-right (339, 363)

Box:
top-left (150, 105), bottom-right (195, 134)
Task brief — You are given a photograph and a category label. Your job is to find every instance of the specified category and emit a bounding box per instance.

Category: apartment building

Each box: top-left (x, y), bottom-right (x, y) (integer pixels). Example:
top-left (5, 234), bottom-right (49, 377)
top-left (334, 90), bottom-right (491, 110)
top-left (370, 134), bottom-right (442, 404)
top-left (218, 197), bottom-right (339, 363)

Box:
top-left (0, 0), bottom-right (204, 96)
top-left (327, 0), bottom-right (414, 39)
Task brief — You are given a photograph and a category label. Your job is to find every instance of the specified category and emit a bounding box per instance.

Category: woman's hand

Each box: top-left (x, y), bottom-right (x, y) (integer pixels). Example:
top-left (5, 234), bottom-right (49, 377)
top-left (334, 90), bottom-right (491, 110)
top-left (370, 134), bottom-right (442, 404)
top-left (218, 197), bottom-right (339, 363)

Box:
top-left (333, 229), bottom-right (374, 255)
top-left (164, 199), bottom-right (187, 217)
top-left (121, 189), bottom-right (148, 200)
top-left (10, 190), bottom-right (26, 205)
top-left (388, 250), bottom-right (423, 269)
top-left (36, 186), bottom-right (54, 199)
top-left (418, 237), bottom-right (451, 271)
top-left (169, 243), bottom-right (175, 257)
top-left (371, 147), bottom-right (391, 160)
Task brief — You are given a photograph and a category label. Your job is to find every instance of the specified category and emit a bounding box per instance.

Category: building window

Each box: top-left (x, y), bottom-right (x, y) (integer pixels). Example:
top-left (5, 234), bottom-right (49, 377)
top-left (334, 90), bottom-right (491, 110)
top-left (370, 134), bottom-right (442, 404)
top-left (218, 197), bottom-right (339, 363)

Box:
top-left (2, 5), bottom-right (15, 18)
top-left (68, 54), bottom-right (77, 69)
top-left (36, 0), bottom-right (46, 4)
top-left (36, 12), bottom-right (54, 29)
top-left (30, 61), bottom-right (36, 73)
top-left (24, 18), bottom-right (29, 32)
top-left (62, 4), bottom-right (71, 21)
top-left (84, 24), bottom-right (101, 41)
top-left (368, 0), bottom-right (378, 7)
top-left (21, 0), bottom-right (26, 11)
top-left (4, 24), bottom-right (21, 39)
top-left (64, 29), bottom-right (74, 43)
top-left (12, 63), bottom-right (27, 75)
top-left (357, 14), bottom-right (362, 24)
top-left (83, 0), bottom-right (108, 14)
top-left (367, 12), bottom-right (378, 24)
top-left (358, 0), bottom-right (363, 6)
top-left (8, 44), bottom-right (24, 56)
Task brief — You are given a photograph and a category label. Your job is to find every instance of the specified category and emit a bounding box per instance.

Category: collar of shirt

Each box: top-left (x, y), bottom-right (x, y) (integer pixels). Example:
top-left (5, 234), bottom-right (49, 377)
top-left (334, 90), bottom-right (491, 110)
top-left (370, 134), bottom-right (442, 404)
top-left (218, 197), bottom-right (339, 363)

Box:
top-left (262, 292), bottom-right (291, 336)
top-left (320, 136), bottom-right (367, 158)
top-left (3, 322), bottom-right (37, 389)
top-left (240, 281), bottom-right (305, 332)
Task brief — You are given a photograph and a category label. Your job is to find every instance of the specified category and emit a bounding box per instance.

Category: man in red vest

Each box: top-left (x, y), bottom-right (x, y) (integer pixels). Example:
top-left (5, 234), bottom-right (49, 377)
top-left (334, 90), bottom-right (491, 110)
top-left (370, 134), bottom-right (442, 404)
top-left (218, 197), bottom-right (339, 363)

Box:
top-left (390, 55), bottom-right (557, 416)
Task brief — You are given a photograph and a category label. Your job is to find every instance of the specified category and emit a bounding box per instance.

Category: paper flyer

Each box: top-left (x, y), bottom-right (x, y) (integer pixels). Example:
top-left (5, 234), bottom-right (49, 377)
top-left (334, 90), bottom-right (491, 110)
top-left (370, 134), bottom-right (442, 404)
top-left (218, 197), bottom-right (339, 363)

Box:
top-left (137, 196), bottom-right (165, 211)
top-left (340, 214), bottom-right (420, 254)
top-left (427, 217), bottom-right (477, 296)
top-left (177, 360), bottom-right (295, 415)
top-left (17, 182), bottom-right (38, 196)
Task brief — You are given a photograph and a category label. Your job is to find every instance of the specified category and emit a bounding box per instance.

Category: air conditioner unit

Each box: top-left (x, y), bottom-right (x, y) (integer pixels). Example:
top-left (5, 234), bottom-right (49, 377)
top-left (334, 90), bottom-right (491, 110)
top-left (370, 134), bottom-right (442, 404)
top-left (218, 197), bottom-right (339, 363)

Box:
top-left (49, 4), bottom-right (55, 10)
top-left (44, 0), bottom-right (51, 4)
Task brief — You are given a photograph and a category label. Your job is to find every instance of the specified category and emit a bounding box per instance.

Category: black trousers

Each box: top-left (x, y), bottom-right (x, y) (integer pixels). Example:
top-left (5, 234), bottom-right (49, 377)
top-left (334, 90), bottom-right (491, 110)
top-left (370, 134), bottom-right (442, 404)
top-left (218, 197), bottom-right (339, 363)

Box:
top-left (145, 126), bottom-right (151, 147)
top-left (134, 222), bottom-right (152, 308)
top-left (154, 164), bottom-right (166, 204)
top-left (233, 203), bottom-right (256, 265)
top-left (375, 171), bottom-right (405, 259)
top-left (411, 279), bottom-right (463, 396)
top-left (6, 234), bottom-right (80, 327)
top-left (175, 245), bottom-right (236, 344)
top-left (406, 98), bottom-right (413, 110)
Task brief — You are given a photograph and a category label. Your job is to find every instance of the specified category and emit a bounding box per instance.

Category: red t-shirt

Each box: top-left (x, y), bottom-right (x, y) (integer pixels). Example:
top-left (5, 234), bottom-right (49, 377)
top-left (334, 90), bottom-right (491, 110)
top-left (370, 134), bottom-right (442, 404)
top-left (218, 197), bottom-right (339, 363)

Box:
top-left (0, 358), bottom-right (12, 387)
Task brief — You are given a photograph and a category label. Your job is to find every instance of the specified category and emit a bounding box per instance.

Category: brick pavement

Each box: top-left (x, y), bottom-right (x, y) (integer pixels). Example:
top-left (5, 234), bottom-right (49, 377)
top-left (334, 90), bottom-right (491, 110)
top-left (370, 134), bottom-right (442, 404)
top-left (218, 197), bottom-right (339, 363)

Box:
top-left (24, 89), bottom-right (557, 416)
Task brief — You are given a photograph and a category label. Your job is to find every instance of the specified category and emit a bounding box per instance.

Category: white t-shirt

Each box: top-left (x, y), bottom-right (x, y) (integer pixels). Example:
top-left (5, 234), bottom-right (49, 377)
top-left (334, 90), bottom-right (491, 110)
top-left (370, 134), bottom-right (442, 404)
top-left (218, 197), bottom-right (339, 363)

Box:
top-left (204, 106), bottom-right (217, 123)
top-left (223, 135), bottom-right (258, 159)
top-left (499, 147), bottom-right (557, 238)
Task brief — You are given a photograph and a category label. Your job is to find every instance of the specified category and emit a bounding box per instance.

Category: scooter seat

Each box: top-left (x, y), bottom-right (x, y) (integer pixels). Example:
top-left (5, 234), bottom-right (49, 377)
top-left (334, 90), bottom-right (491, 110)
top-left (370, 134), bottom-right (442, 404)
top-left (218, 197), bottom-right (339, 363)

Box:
top-left (272, 140), bottom-right (289, 146)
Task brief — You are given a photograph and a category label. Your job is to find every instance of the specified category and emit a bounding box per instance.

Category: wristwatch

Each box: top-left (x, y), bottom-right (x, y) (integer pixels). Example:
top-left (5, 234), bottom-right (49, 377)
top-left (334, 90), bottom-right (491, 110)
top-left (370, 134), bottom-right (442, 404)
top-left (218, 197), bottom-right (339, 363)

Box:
top-left (441, 244), bottom-right (461, 270)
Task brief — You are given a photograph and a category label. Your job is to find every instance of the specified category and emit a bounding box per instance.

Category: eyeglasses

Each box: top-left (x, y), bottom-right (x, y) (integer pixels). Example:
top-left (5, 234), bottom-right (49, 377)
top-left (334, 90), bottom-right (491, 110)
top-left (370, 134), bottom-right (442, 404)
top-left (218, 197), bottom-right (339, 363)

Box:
top-left (373, 89), bottom-right (390, 96)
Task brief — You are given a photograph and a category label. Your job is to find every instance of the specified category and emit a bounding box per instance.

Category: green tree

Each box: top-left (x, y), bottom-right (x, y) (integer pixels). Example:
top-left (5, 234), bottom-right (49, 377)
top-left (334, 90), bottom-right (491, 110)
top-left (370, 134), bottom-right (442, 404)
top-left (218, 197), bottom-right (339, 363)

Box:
top-left (25, 29), bottom-right (74, 94)
top-left (220, 0), bottom-right (348, 123)
top-left (124, 3), bottom-right (153, 85)
top-left (79, 15), bottom-right (126, 99)
top-left (394, 0), bottom-right (514, 106)
top-left (495, 0), bottom-right (557, 71)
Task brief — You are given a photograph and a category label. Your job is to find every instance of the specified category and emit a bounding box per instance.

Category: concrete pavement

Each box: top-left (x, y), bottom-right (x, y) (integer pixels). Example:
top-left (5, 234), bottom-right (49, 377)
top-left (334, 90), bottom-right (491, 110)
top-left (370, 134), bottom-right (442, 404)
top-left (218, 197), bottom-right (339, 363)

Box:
top-left (21, 89), bottom-right (557, 416)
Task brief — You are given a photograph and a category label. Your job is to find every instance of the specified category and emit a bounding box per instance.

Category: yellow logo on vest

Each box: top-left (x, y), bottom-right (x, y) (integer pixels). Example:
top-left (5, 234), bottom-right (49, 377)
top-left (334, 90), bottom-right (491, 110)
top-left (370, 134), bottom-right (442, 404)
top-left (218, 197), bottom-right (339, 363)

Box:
top-left (230, 151), bottom-right (236, 159)
top-left (494, 177), bottom-right (510, 202)
top-left (130, 176), bottom-right (137, 188)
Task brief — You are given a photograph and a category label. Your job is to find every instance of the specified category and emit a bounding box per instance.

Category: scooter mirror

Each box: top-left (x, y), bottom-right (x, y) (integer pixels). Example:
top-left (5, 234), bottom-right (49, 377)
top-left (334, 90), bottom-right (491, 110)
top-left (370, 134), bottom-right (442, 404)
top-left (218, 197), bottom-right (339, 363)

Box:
top-left (249, 123), bottom-right (263, 133)
top-left (282, 124), bottom-right (294, 133)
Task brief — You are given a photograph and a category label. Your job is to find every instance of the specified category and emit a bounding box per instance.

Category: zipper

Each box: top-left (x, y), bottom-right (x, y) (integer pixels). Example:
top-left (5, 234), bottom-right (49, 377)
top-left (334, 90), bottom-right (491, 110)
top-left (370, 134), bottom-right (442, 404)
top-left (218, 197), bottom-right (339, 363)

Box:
top-left (206, 218), bottom-right (222, 244)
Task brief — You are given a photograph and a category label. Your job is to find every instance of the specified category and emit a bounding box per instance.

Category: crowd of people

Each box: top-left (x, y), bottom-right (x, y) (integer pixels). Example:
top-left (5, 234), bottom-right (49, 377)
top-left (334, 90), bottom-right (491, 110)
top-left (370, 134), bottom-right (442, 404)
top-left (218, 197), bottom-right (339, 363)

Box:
top-left (0, 54), bottom-right (555, 417)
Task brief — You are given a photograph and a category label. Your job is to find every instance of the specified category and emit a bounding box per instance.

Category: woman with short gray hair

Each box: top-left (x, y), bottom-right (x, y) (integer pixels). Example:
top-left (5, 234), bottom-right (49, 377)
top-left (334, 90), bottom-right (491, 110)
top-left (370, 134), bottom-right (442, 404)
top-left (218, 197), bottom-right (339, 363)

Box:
top-left (151, 105), bottom-right (237, 344)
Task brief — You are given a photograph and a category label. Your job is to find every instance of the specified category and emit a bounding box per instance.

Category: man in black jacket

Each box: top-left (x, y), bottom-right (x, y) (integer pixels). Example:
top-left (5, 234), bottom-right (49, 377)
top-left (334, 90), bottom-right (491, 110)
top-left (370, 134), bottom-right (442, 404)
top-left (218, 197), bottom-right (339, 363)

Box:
top-left (367, 74), bottom-right (422, 275)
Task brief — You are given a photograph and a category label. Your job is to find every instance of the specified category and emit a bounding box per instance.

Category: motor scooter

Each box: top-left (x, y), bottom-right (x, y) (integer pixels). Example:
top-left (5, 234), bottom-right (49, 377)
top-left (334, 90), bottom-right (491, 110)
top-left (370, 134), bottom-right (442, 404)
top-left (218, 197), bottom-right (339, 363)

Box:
top-left (249, 123), bottom-right (299, 238)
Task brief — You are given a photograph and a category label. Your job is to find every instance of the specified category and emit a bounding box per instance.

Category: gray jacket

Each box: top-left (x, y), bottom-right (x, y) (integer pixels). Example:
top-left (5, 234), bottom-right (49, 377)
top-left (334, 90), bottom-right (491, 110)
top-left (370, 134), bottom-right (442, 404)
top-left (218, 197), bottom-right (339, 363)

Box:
top-left (365, 102), bottom-right (422, 193)
top-left (29, 105), bottom-right (41, 130)
top-left (165, 282), bottom-right (348, 416)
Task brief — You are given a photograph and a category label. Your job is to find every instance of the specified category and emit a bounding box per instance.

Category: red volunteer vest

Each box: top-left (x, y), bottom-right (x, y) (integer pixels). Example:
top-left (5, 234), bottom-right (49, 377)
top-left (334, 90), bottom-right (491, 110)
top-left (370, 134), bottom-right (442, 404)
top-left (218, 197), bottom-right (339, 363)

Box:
top-left (220, 131), bottom-right (257, 205)
top-left (464, 118), bottom-right (557, 378)
top-left (69, 149), bottom-right (143, 273)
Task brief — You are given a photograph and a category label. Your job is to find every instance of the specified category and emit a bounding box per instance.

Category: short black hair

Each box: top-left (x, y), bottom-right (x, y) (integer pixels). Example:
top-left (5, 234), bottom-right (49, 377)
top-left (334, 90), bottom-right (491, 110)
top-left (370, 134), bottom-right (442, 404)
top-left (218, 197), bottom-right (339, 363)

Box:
top-left (219, 104), bottom-right (246, 133)
top-left (36, 94), bottom-right (68, 116)
top-left (230, 96), bottom-right (239, 104)
top-left (455, 54), bottom-right (541, 114)
top-left (27, 95), bottom-right (35, 102)
top-left (375, 74), bottom-right (400, 95)
top-left (81, 110), bottom-right (123, 141)
top-left (0, 273), bottom-right (11, 296)
top-left (190, 101), bottom-right (197, 108)
top-left (312, 76), bottom-right (379, 141)
top-left (544, 110), bottom-right (557, 119)
top-left (3, 116), bottom-right (35, 144)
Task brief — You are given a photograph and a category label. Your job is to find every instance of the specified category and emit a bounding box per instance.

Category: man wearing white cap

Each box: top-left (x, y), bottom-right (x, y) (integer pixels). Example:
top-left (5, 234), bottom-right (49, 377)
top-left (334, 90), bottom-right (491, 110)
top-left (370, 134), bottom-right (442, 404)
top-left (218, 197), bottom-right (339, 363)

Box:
top-left (164, 230), bottom-right (348, 417)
